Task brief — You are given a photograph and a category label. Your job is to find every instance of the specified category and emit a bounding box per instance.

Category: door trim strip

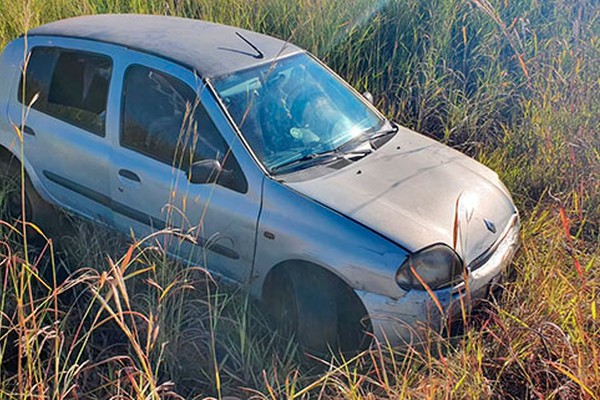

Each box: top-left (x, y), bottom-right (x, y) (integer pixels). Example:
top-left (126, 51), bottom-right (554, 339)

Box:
top-left (43, 170), bottom-right (239, 260)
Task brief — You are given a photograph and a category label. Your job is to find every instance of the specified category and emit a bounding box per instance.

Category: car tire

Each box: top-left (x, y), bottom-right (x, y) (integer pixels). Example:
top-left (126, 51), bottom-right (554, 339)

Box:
top-left (266, 266), bottom-right (339, 354)
top-left (0, 157), bottom-right (58, 239)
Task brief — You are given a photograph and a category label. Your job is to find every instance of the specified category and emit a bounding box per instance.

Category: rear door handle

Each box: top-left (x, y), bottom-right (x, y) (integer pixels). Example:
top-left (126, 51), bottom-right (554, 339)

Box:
top-left (23, 125), bottom-right (35, 136)
top-left (118, 169), bottom-right (141, 182)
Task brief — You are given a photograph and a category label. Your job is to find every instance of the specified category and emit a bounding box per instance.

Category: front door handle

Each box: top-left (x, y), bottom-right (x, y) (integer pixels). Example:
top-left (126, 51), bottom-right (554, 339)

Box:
top-left (118, 169), bottom-right (141, 182)
top-left (23, 125), bottom-right (35, 136)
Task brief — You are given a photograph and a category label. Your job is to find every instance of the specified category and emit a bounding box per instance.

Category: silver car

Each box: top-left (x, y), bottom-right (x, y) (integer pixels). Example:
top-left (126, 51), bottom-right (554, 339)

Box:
top-left (0, 14), bottom-right (519, 351)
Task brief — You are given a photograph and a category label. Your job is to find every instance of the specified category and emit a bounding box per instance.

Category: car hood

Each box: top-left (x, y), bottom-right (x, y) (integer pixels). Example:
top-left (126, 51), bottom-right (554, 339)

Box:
top-left (286, 127), bottom-right (518, 265)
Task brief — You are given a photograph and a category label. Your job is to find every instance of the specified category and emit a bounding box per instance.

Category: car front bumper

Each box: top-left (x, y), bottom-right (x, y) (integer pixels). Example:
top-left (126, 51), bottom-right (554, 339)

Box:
top-left (357, 215), bottom-right (520, 346)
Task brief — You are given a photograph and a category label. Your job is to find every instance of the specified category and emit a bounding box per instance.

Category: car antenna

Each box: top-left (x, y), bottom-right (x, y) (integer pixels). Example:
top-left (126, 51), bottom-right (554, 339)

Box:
top-left (235, 32), bottom-right (264, 59)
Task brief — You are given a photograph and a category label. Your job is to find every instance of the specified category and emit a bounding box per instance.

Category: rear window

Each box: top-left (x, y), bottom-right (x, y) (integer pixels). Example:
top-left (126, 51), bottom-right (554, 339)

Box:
top-left (18, 46), bottom-right (112, 137)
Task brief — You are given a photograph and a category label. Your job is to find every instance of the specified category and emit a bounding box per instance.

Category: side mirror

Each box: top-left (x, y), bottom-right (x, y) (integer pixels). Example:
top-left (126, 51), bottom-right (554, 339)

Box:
top-left (187, 159), bottom-right (223, 184)
top-left (362, 91), bottom-right (374, 105)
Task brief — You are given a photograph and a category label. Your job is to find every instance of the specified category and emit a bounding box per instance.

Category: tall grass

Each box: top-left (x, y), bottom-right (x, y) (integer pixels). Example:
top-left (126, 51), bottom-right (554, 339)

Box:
top-left (0, 0), bottom-right (599, 398)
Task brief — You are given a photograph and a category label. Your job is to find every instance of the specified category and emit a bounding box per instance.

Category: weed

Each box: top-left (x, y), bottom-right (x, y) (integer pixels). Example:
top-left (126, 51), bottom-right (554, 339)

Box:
top-left (0, 0), bottom-right (598, 398)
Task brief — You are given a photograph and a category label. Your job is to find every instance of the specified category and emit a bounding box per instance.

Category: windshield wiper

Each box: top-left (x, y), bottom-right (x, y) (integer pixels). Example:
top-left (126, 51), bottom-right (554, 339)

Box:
top-left (336, 122), bottom-right (398, 154)
top-left (368, 123), bottom-right (399, 141)
top-left (271, 150), bottom-right (340, 174)
top-left (335, 132), bottom-right (372, 154)
top-left (271, 123), bottom-right (398, 174)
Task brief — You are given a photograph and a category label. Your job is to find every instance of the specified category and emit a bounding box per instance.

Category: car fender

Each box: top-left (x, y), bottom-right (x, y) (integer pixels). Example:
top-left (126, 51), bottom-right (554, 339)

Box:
top-left (250, 176), bottom-right (409, 299)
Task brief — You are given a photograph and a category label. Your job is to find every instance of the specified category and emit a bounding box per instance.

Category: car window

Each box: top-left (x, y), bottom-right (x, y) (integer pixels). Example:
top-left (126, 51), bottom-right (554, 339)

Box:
top-left (19, 46), bottom-right (112, 137)
top-left (121, 65), bottom-right (247, 192)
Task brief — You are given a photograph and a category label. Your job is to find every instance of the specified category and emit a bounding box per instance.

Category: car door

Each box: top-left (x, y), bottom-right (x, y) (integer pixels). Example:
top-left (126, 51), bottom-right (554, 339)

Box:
top-left (7, 38), bottom-right (117, 224)
top-left (109, 55), bottom-right (262, 283)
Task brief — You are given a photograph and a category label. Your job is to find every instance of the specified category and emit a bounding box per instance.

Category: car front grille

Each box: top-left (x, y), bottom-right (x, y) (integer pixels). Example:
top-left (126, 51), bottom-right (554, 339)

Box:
top-left (468, 213), bottom-right (519, 272)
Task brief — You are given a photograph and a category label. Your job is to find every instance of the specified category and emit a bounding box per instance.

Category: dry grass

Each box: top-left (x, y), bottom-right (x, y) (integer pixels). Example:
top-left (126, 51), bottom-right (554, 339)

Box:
top-left (0, 0), bottom-right (599, 398)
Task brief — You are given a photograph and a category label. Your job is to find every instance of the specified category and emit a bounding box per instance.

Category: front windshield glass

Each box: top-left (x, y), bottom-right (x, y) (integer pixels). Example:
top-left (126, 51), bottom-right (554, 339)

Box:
top-left (213, 53), bottom-right (386, 172)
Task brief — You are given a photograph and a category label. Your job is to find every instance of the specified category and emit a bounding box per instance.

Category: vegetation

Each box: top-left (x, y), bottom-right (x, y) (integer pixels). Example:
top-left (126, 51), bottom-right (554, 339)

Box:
top-left (0, 0), bottom-right (598, 398)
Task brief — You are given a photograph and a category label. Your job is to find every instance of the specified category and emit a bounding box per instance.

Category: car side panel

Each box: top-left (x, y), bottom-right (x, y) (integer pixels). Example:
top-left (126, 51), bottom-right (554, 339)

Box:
top-left (251, 177), bottom-right (409, 299)
top-left (4, 37), bottom-right (127, 224)
top-left (0, 38), bottom-right (62, 203)
top-left (0, 40), bottom-right (25, 158)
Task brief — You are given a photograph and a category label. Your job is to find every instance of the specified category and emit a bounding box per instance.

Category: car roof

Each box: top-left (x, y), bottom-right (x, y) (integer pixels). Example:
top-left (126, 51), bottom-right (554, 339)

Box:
top-left (28, 14), bottom-right (304, 78)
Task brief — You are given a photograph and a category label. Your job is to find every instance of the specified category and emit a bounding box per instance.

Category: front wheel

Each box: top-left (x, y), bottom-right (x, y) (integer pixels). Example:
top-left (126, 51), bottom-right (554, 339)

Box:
top-left (265, 267), bottom-right (339, 354)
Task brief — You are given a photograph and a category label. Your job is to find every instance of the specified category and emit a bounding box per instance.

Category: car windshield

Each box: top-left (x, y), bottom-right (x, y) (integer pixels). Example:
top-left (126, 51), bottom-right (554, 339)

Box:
top-left (212, 53), bottom-right (387, 173)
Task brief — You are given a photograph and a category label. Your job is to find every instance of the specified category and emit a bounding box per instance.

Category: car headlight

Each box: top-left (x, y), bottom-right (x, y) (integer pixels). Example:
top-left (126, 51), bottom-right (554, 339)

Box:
top-left (396, 244), bottom-right (464, 291)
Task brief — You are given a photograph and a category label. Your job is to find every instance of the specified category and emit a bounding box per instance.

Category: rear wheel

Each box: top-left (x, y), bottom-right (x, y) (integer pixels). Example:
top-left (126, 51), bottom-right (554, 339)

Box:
top-left (0, 158), bottom-right (58, 239)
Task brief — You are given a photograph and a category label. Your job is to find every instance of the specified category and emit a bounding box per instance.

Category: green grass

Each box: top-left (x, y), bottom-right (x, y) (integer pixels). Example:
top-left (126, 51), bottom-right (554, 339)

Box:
top-left (0, 0), bottom-right (599, 398)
